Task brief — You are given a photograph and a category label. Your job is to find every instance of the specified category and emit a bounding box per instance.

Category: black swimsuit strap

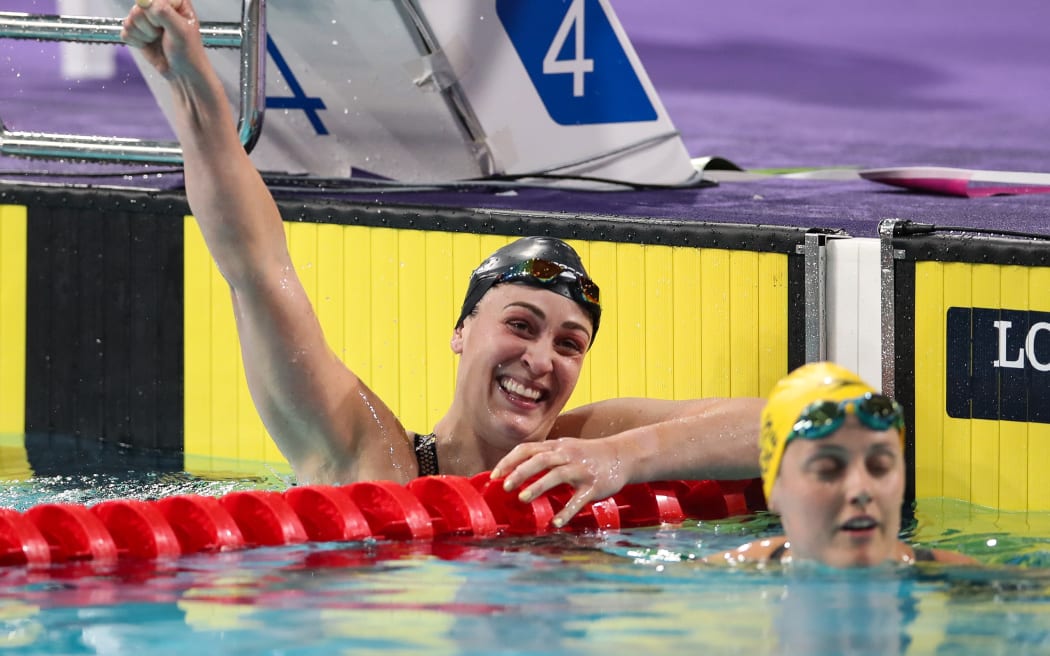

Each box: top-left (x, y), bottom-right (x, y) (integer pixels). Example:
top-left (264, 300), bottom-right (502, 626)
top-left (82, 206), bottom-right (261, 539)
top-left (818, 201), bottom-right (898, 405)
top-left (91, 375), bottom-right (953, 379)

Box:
top-left (414, 432), bottom-right (439, 476)
top-left (769, 541), bottom-right (789, 562)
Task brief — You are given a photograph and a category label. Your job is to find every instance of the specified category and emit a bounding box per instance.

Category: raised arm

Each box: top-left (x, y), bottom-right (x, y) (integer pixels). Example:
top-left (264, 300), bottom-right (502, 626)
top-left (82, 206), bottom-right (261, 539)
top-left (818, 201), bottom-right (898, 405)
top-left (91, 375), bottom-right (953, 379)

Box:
top-left (492, 396), bottom-right (764, 526)
top-left (122, 0), bottom-right (413, 483)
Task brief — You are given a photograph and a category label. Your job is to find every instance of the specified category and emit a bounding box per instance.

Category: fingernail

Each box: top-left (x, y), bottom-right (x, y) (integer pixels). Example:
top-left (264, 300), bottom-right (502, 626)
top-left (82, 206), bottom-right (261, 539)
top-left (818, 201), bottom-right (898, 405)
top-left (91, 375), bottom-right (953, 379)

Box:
top-left (552, 517), bottom-right (565, 528)
top-left (518, 490), bottom-right (531, 502)
top-left (135, 0), bottom-right (152, 8)
top-left (489, 468), bottom-right (501, 480)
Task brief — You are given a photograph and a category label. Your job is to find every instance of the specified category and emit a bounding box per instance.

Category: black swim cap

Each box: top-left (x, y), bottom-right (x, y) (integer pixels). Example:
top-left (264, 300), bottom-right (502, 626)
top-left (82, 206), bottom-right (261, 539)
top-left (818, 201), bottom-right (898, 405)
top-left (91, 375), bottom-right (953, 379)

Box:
top-left (455, 237), bottom-right (601, 343)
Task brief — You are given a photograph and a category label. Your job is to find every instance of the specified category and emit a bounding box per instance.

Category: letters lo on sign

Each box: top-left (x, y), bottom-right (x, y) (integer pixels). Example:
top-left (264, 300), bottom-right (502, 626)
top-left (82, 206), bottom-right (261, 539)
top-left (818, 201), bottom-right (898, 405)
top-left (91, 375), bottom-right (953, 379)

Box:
top-left (945, 307), bottom-right (1050, 424)
top-left (992, 320), bottom-right (1050, 371)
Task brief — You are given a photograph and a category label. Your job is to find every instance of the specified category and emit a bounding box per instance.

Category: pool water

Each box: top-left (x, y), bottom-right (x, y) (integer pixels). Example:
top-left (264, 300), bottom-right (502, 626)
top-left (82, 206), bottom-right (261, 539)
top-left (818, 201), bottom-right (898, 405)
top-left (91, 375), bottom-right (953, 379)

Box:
top-left (0, 457), bottom-right (1048, 654)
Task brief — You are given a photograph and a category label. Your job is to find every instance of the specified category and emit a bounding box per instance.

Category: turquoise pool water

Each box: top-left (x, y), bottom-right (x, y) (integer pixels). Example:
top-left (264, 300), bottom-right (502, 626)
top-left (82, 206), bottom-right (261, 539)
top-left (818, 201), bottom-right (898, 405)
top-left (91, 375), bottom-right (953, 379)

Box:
top-left (0, 451), bottom-right (1049, 654)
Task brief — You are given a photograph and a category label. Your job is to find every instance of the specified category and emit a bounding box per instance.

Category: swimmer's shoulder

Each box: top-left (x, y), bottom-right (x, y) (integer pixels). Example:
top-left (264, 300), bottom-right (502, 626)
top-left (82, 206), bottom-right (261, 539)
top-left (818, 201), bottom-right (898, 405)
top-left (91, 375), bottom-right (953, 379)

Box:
top-left (904, 543), bottom-right (980, 566)
top-left (705, 539), bottom-right (980, 567)
top-left (704, 536), bottom-right (789, 566)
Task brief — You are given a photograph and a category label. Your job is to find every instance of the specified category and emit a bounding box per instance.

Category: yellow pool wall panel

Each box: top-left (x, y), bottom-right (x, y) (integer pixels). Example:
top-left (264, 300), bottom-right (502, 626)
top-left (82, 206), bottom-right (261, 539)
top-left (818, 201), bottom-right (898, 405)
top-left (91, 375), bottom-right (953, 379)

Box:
top-left (0, 205), bottom-right (27, 437)
top-left (913, 260), bottom-right (1050, 512)
top-left (184, 219), bottom-right (790, 468)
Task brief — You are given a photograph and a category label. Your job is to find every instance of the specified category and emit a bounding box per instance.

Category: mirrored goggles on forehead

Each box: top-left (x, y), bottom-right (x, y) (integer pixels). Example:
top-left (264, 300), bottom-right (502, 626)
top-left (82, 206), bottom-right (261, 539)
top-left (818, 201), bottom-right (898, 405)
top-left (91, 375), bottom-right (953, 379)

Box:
top-left (787, 392), bottom-right (904, 443)
top-left (496, 258), bottom-right (600, 308)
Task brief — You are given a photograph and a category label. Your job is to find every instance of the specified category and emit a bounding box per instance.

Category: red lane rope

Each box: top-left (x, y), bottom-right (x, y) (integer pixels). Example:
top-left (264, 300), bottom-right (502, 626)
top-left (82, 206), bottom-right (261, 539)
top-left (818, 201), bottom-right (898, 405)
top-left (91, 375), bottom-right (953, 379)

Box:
top-left (0, 475), bottom-right (766, 568)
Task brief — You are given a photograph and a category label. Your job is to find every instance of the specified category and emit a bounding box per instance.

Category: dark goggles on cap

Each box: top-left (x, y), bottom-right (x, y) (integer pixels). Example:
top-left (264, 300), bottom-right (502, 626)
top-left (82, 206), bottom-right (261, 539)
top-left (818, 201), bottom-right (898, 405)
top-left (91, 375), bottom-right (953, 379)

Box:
top-left (787, 393), bottom-right (904, 443)
top-left (495, 258), bottom-right (600, 310)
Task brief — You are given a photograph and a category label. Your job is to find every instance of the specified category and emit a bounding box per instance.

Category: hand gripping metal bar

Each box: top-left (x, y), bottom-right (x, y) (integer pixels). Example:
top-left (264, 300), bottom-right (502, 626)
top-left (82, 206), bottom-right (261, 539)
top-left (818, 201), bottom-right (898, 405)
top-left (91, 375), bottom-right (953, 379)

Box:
top-left (0, 0), bottom-right (265, 164)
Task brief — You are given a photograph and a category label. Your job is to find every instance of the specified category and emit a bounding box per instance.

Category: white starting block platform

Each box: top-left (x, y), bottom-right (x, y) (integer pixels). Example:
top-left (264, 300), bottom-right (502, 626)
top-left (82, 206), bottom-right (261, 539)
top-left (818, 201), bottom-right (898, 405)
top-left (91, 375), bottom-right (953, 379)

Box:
top-left (120, 0), bottom-right (698, 186)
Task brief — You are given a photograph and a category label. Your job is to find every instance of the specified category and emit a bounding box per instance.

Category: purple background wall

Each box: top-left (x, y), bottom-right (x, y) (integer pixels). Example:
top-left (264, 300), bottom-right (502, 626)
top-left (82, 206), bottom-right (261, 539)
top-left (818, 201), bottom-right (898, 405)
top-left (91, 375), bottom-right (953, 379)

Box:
top-left (3, 0), bottom-right (1049, 236)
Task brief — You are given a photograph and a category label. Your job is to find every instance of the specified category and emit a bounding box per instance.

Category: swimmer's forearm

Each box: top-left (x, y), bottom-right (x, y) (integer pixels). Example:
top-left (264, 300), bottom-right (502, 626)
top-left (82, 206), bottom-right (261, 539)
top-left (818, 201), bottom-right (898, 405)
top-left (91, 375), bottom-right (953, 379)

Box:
top-left (122, 0), bottom-right (278, 269)
top-left (493, 398), bottom-right (760, 526)
top-left (618, 398), bottom-right (763, 483)
top-left (166, 65), bottom-right (289, 288)
top-left (123, 0), bottom-right (256, 241)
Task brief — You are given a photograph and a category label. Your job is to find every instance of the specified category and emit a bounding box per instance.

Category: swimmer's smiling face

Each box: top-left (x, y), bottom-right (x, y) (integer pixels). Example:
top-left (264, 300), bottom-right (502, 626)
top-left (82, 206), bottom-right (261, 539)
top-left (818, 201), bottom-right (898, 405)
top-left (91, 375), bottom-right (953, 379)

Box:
top-left (769, 415), bottom-right (905, 567)
top-left (451, 283), bottom-right (592, 454)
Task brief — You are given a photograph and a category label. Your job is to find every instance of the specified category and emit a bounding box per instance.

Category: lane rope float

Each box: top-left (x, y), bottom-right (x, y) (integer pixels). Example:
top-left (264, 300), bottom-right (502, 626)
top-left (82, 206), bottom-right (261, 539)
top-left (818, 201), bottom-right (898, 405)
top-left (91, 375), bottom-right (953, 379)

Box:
top-left (0, 474), bottom-right (766, 568)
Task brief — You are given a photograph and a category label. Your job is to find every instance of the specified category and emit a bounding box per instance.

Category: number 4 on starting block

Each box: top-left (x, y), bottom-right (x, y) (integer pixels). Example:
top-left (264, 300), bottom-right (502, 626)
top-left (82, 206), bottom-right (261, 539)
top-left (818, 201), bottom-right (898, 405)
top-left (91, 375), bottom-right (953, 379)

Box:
top-left (496, 0), bottom-right (658, 125)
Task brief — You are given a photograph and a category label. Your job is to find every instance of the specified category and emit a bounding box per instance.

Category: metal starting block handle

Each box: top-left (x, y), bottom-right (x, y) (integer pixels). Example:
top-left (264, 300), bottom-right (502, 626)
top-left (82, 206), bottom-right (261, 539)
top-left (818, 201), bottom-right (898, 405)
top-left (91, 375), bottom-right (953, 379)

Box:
top-left (0, 0), bottom-right (265, 164)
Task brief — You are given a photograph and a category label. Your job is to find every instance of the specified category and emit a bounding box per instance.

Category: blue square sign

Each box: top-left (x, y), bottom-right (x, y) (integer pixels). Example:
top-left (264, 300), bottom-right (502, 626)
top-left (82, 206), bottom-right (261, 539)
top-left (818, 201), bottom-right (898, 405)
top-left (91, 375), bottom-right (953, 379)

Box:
top-left (496, 0), bottom-right (658, 125)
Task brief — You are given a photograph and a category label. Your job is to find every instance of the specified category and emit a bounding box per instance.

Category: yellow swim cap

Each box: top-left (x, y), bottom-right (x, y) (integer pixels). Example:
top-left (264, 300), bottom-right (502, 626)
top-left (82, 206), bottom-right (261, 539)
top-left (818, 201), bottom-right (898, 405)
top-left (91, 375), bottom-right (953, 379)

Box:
top-left (759, 362), bottom-right (902, 502)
